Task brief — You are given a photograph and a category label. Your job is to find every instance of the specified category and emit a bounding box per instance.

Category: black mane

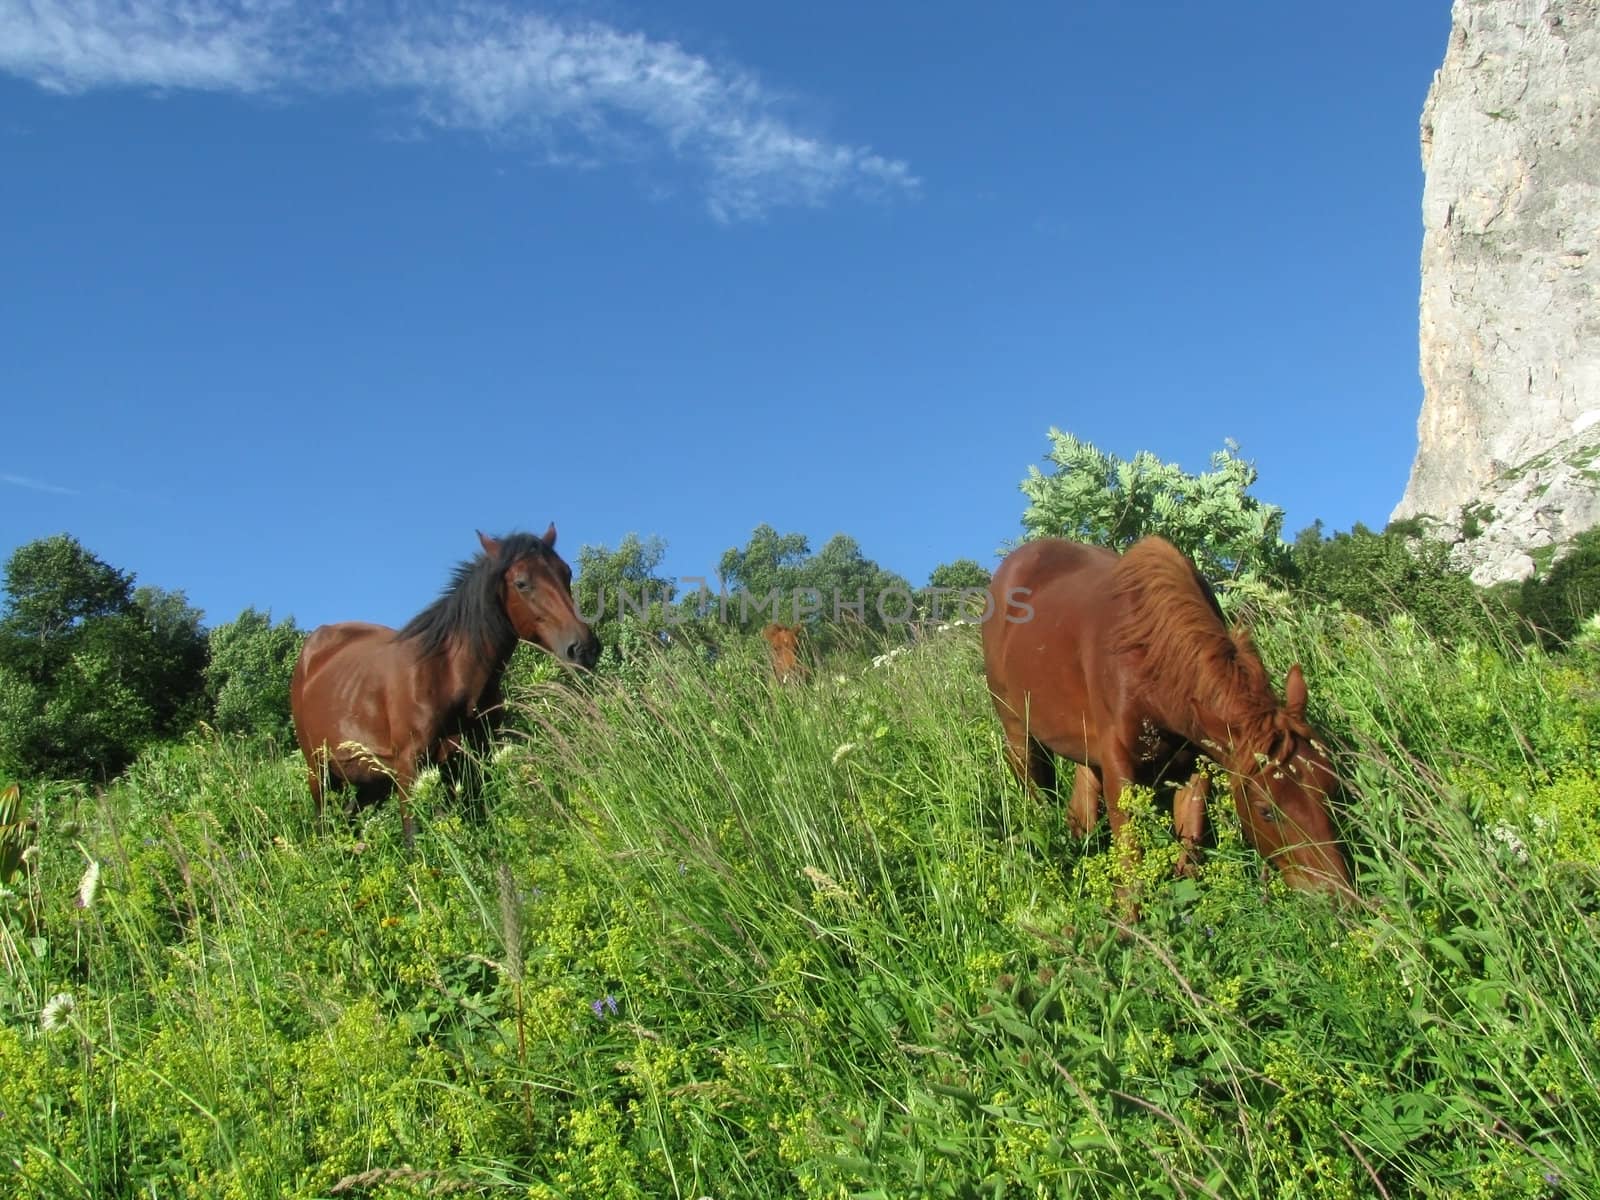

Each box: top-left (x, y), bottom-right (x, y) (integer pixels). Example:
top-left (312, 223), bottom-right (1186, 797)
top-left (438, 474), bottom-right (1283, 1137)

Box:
top-left (399, 532), bottom-right (553, 663)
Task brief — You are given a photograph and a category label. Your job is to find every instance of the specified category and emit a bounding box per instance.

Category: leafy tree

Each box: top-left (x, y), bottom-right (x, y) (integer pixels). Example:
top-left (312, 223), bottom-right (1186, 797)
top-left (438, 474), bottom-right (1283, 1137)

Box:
top-left (205, 608), bottom-right (306, 740)
top-left (1520, 527), bottom-right (1600, 648)
top-left (1016, 430), bottom-right (1291, 593)
top-left (572, 533), bottom-right (677, 653)
top-left (927, 559), bottom-right (991, 591)
top-left (132, 586), bottom-right (209, 732)
top-left (717, 525), bottom-right (810, 606)
top-left (0, 533), bottom-right (133, 641)
top-left (716, 526), bottom-right (913, 633)
top-left (0, 535), bottom-right (207, 779)
top-left (923, 558), bottom-right (992, 621)
top-left (799, 534), bottom-right (915, 632)
top-left (1289, 521), bottom-right (1495, 643)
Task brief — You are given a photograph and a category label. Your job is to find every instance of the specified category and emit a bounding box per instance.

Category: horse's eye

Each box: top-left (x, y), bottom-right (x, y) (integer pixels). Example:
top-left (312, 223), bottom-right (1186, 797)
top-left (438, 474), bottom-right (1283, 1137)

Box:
top-left (1256, 804), bottom-right (1281, 824)
top-left (514, 578), bottom-right (530, 592)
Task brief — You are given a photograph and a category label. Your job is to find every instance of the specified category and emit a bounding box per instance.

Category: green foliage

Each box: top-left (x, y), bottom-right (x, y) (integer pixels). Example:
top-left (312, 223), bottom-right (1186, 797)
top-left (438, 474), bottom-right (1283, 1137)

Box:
top-left (574, 532), bottom-right (674, 642)
top-left (131, 586), bottom-right (210, 733)
top-left (5, 609), bottom-right (1600, 1197)
top-left (0, 537), bottom-right (208, 780)
top-left (1017, 429), bottom-right (1292, 595)
top-left (1520, 526), bottom-right (1600, 648)
top-left (717, 525), bottom-right (915, 635)
top-left (1460, 501), bottom-right (1496, 541)
top-left (5, 574), bottom-right (1600, 1197)
top-left (927, 559), bottom-right (991, 592)
top-left (1291, 521), bottom-right (1500, 644)
top-left (922, 558), bottom-right (993, 622)
top-left (204, 608), bottom-right (306, 741)
top-left (0, 532), bottom-right (133, 641)
top-left (0, 780), bottom-right (27, 884)
top-left (717, 523), bottom-right (811, 612)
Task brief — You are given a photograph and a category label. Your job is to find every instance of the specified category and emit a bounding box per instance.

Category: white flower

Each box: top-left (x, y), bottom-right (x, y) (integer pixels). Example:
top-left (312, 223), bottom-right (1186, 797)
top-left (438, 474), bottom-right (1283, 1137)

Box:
top-left (40, 992), bottom-right (75, 1033)
top-left (831, 742), bottom-right (856, 764)
top-left (76, 857), bottom-right (101, 909)
top-left (1488, 821), bottom-right (1528, 864)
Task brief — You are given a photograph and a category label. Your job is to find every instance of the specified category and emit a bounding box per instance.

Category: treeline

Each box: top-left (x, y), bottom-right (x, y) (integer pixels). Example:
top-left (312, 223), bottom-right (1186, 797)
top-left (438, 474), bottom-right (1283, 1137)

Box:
top-left (5, 431), bottom-right (1598, 783)
top-left (0, 535), bottom-right (304, 781)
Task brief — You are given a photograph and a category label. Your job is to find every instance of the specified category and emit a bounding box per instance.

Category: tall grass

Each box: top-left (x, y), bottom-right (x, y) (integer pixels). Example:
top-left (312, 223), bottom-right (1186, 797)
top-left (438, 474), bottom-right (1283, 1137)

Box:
top-left (2, 616), bottom-right (1597, 1198)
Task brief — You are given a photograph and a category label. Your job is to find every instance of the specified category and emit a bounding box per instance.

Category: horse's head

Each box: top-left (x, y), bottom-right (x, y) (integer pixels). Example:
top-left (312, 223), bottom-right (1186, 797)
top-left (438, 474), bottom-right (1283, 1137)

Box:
top-left (1230, 664), bottom-right (1354, 901)
top-left (762, 622), bottom-right (803, 681)
top-left (480, 526), bottom-right (600, 669)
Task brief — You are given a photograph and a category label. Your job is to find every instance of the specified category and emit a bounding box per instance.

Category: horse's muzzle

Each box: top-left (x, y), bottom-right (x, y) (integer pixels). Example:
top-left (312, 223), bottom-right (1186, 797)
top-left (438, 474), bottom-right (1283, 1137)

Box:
top-left (564, 632), bottom-right (601, 670)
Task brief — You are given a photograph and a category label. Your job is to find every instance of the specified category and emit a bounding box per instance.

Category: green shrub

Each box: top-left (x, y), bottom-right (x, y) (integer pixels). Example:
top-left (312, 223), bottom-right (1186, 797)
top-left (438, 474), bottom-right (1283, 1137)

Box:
top-left (1521, 527), bottom-right (1600, 648)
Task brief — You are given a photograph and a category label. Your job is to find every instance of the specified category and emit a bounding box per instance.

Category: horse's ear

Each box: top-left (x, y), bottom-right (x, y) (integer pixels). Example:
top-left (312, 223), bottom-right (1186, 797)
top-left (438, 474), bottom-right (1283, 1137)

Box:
top-left (541, 522), bottom-right (557, 548)
top-left (477, 530), bottom-right (501, 558)
top-left (1284, 663), bottom-right (1308, 719)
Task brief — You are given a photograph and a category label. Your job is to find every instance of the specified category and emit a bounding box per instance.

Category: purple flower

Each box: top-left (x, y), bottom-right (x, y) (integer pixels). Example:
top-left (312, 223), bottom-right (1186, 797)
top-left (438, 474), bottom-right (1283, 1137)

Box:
top-left (591, 994), bottom-right (619, 1019)
top-left (1545, 1170), bottom-right (1561, 1187)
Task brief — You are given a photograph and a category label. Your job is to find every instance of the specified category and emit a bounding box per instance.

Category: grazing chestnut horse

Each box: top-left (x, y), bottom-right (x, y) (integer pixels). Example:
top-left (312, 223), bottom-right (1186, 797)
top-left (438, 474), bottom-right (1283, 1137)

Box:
top-left (762, 622), bottom-right (806, 682)
top-left (982, 536), bottom-right (1352, 902)
top-left (291, 526), bottom-right (600, 845)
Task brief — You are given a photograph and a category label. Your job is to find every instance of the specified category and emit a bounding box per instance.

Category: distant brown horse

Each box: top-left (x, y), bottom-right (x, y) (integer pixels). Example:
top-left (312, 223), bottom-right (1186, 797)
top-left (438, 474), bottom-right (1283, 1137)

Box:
top-left (762, 622), bottom-right (806, 682)
top-left (290, 526), bottom-right (599, 845)
top-left (982, 536), bottom-right (1352, 903)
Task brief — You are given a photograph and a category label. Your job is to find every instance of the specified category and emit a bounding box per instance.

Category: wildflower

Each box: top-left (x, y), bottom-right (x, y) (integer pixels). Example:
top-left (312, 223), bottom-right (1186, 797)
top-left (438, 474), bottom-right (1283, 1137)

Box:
top-left (1489, 821), bottom-right (1529, 864)
top-left (75, 857), bottom-right (100, 909)
top-left (591, 994), bottom-right (619, 1019)
top-left (40, 992), bottom-right (75, 1033)
top-left (21, 845), bottom-right (40, 864)
top-left (831, 742), bottom-right (856, 765)
top-left (1544, 1169), bottom-right (1562, 1188)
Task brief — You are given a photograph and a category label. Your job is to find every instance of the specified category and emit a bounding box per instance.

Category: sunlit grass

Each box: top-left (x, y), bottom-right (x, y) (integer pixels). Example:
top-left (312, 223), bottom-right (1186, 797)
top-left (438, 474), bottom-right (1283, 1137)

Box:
top-left (1, 617), bottom-right (1597, 1197)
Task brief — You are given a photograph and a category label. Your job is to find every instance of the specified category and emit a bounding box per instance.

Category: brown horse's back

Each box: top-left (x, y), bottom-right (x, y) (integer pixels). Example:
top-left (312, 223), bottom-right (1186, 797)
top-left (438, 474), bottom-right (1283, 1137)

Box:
top-left (982, 539), bottom-right (1120, 767)
top-left (291, 621), bottom-right (410, 793)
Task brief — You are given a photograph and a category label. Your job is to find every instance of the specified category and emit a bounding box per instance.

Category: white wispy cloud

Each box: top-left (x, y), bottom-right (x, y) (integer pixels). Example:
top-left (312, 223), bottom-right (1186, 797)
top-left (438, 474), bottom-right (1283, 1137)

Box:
top-left (0, 1), bottom-right (919, 220)
top-left (1, 472), bottom-right (78, 495)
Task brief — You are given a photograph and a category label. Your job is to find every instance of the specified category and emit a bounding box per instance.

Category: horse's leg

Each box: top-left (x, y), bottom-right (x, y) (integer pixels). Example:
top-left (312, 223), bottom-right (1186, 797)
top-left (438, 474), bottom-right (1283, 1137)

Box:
top-left (392, 765), bottom-right (417, 851)
top-left (999, 718), bottom-right (1055, 797)
top-left (306, 766), bottom-right (325, 832)
top-left (1067, 764), bottom-right (1101, 837)
top-left (1172, 770), bottom-right (1211, 878)
top-left (300, 740), bottom-right (330, 834)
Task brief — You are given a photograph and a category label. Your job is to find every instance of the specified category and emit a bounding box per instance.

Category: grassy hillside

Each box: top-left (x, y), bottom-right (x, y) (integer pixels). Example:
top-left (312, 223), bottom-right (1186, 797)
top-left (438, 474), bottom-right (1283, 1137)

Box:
top-left (2, 612), bottom-right (1598, 1198)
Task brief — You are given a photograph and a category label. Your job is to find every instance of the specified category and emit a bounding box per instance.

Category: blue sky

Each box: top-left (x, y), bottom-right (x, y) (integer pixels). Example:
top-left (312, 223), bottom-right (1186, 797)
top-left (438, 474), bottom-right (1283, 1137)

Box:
top-left (2, 1), bottom-right (1452, 632)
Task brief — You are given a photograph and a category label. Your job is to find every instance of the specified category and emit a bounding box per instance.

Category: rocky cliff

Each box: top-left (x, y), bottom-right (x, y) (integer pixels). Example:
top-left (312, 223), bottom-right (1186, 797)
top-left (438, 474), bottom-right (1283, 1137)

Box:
top-left (1392, 0), bottom-right (1600, 584)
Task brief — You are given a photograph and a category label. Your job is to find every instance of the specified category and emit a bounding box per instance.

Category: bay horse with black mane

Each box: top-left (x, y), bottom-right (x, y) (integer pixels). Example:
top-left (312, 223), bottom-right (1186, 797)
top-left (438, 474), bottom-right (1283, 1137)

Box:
top-left (291, 526), bottom-right (600, 845)
top-left (982, 535), bottom-right (1352, 907)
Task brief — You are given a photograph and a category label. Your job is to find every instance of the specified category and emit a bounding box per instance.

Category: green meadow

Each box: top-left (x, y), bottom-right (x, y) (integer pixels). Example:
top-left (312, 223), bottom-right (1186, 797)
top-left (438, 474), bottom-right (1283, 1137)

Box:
top-left (3, 606), bottom-right (1598, 1199)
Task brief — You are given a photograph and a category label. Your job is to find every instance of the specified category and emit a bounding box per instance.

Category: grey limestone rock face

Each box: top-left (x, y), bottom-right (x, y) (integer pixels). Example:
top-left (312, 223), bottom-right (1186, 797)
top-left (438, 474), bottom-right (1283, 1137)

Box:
top-left (1393, 0), bottom-right (1600, 581)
